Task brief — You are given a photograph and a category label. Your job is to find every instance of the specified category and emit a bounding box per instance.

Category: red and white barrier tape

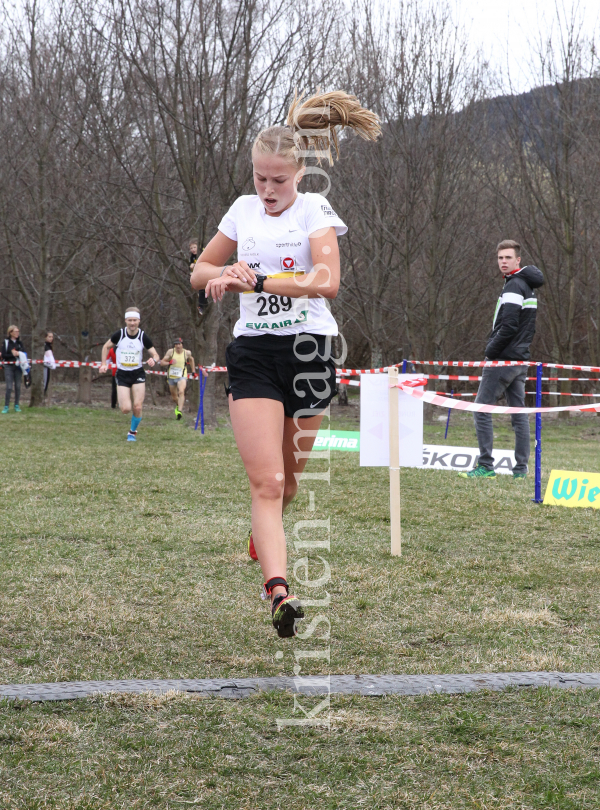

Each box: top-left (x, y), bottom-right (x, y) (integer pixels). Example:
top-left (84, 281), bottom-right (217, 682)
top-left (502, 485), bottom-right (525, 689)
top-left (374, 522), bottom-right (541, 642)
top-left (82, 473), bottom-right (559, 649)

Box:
top-left (396, 379), bottom-right (600, 414)
top-left (409, 359), bottom-right (600, 373)
top-left (8, 359), bottom-right (222, 380)
top-left (5, 357), bottom-right (600, 385)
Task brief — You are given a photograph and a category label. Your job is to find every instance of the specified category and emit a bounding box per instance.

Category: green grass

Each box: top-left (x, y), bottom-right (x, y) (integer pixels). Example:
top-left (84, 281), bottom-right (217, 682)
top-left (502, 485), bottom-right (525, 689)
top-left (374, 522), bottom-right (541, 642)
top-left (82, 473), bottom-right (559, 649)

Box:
top-left (1, 407), bottom-right (600, 682)
top-left (1, 406), bottom-right (600, 807)
top-left (1, 689), bottom-right (599, 808)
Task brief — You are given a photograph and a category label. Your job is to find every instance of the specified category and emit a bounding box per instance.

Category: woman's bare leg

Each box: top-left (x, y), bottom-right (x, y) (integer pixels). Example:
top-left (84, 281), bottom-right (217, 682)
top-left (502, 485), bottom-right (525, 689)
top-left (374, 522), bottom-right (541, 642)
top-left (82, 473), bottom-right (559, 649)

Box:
top-left (282, 413), bottom-right (324, 510)
top-left (229, 396), bottom-right (287, 598)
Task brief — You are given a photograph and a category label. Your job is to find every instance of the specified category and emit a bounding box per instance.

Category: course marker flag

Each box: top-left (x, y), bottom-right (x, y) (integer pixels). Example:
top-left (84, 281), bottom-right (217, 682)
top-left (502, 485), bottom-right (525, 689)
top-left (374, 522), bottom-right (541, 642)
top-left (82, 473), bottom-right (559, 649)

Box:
top-left (543, 470), bottom-right (600, 509)
top-left (395, 380), bottom-right (600, 414)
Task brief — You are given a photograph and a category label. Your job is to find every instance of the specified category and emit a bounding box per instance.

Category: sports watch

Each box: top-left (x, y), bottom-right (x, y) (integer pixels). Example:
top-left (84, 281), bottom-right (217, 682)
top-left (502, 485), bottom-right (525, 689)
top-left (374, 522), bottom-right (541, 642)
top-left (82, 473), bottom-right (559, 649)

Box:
top-left (253, 275), bottom-right (266, 294)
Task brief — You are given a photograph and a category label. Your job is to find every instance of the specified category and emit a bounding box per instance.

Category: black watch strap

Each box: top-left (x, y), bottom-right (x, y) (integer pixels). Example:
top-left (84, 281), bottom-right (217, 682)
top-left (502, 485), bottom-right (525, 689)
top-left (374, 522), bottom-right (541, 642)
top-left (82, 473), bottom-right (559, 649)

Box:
top-left (254, 275), bottom-right (265, 294)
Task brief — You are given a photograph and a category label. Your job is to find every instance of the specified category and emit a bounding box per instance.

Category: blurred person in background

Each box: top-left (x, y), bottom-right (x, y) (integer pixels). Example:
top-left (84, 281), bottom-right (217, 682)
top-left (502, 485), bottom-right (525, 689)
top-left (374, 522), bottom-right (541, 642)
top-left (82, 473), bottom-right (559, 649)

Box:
top-left (99, 307), bottom-right (160, 441)
top-left (106, 345), bottom-right (118, 408)
top-left (190, 241), bottom-right (209, 316)
top-left (43, 331), bottom-right (57, 397)
top-left (2, 325), bottom-right (25, 413)
top-left (160, 337), bottom-right (205, 419)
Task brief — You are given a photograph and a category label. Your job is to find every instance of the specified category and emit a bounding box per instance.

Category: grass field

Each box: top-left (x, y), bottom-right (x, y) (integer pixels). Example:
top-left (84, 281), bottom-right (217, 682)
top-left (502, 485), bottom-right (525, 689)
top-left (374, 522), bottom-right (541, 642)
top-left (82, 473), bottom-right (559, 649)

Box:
top-left (1, 404), bottom-right (600, 807)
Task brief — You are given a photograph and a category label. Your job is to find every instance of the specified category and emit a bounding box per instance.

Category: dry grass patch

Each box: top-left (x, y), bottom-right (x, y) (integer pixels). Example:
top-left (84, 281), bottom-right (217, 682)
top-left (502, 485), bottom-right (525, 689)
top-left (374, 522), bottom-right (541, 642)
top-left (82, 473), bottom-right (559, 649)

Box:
top-left (0, 407), bottom-right (600, 686)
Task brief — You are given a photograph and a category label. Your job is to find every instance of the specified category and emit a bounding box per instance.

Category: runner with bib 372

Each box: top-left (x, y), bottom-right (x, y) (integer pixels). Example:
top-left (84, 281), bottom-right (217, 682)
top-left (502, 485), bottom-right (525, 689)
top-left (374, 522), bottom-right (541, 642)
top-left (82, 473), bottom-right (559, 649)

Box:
top-left (191, 90), bottom-right (381, 638)
top-left (99, 307), bottom-right (160, 442)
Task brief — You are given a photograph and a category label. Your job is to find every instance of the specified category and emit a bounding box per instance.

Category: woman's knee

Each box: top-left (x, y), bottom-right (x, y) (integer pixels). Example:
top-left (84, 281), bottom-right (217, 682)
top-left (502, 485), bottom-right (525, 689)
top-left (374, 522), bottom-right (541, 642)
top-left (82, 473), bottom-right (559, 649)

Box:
top-left (251, 473), bottom-right (285, 502)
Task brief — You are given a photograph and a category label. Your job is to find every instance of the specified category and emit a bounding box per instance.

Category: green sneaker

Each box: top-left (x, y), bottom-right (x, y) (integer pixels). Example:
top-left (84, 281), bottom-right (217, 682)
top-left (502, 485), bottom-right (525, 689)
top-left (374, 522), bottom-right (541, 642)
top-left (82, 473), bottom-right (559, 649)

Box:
top-left (458, 465), bottom-right (496, 479)
top-left (14, 404), bottom-right (22, 413)
top-left (175, 407), bottom-right (182, 420)
top-left (513, 472), bottom-right (527, 480)
top-left (1, 406), bottom-right (8, 414)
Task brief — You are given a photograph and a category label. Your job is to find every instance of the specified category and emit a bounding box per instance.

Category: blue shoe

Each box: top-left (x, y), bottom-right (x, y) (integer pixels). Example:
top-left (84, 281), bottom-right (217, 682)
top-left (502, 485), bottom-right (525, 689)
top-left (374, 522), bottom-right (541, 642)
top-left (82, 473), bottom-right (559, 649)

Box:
top-left (127, 431), bottom-right (137, 442)
top-left (2, 406), bottom-right (9, 414)
top-left (14, 404), bottom-right (22, 413)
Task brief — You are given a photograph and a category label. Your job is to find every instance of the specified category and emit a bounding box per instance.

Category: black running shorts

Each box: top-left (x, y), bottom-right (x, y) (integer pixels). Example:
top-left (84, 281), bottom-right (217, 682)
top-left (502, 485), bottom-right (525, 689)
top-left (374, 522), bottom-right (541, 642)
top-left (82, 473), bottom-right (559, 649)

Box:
top-left (225, 334), bottom-right (337, 418)
top-left (116, 368), bottom-right (146, 387)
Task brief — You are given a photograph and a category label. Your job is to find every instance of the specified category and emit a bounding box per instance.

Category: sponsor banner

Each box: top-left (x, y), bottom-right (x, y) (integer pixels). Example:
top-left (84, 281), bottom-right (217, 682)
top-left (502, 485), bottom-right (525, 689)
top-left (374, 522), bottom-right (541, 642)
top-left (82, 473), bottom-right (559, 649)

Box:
top-left (313, 430), bottom-right (360, 452)
top-left (422, 445), bottom-right (515, 474)
top-left (543, 470), bottom-right (600, 508)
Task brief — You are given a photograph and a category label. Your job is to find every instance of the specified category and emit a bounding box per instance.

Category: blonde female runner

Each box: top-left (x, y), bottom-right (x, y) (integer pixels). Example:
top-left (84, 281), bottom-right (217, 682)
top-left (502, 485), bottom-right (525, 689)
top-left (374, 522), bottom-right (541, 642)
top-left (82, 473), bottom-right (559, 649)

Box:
top-left (191, 91), bottom-right (380, 637)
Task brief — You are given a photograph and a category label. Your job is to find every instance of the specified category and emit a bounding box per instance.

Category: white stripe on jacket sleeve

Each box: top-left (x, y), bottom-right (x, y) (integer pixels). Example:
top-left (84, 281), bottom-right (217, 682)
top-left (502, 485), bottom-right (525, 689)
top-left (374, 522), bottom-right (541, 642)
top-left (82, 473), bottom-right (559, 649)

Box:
top-left (502, 292), bottom-right (524, 306)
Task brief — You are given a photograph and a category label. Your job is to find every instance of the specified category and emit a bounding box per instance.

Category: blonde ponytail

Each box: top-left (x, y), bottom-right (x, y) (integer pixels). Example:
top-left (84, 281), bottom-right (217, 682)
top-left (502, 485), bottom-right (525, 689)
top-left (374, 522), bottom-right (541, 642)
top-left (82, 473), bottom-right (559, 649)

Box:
top-left (253, 90), bottom-right (381, 167)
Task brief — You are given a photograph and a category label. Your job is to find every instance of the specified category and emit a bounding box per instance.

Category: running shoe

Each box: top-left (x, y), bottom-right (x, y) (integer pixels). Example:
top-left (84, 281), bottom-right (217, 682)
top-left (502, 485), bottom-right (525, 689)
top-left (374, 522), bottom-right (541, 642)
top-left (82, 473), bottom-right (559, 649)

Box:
top-left (272, 594), bottom-right (305, 638)
top-left (1, 406), bottom-right (8, 414)
top-left (127, 431), bottom-right (137, 442)
top-left (247, 530), bottom-right (258, 561)
top-left (458, 465), bottom-right (496, 479)
top-left (513, 471), bottom-right (527, 480)
top-left (175, 407), bottom-right (182, 420)
top-left (14, 405), bottom-right (21, 413)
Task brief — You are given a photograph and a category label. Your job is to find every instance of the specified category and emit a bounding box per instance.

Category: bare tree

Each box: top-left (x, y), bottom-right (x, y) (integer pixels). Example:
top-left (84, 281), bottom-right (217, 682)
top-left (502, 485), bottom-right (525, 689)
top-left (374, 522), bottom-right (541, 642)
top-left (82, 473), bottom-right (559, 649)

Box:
top-left (0, 1), bottom-right (101, 405)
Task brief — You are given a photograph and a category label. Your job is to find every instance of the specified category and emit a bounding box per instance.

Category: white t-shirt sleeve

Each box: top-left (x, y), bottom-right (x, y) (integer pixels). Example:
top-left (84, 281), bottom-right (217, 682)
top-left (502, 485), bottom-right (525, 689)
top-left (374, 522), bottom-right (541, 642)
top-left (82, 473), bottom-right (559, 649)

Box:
top-left (303, 193), bottom-right (348, 237)
top-left (217, 198), bottom-right (241, 242)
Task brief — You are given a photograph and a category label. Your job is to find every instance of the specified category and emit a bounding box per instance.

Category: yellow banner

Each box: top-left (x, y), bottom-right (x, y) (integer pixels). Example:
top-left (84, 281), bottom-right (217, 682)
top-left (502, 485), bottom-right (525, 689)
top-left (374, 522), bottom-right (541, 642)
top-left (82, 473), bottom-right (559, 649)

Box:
top-left (543, 470), bottom-right (600, 508)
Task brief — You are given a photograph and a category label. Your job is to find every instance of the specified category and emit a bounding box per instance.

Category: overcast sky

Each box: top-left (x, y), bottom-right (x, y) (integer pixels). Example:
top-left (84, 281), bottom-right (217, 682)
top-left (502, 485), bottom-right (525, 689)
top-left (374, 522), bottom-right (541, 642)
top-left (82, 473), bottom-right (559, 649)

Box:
top-left (454, 0), bottom-right (599, 92)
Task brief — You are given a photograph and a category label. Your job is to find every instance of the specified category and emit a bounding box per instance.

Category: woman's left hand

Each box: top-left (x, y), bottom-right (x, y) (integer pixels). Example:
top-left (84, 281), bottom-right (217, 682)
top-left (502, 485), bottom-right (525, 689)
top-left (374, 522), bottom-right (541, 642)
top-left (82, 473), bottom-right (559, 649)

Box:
top-left (205, 275), bottom-right (254, 302)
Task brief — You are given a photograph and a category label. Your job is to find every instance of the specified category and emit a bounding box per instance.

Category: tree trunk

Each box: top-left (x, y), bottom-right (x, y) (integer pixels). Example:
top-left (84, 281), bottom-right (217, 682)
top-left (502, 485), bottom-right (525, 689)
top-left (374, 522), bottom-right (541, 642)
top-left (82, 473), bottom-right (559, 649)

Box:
top-left (29, 365), bottom-right (44, 407)
top-left (146, 371), bottom-right (157, 406)
top-left (77, 366), bottom-right (92, 404)
top-left (370, 345), bottom-right (383, 370)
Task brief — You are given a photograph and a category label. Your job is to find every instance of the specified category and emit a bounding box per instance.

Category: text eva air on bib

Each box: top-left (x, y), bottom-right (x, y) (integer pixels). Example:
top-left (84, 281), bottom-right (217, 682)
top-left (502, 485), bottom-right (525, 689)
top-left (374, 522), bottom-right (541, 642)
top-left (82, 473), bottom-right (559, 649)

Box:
top-left (217, 192), bottom-right (347, 338)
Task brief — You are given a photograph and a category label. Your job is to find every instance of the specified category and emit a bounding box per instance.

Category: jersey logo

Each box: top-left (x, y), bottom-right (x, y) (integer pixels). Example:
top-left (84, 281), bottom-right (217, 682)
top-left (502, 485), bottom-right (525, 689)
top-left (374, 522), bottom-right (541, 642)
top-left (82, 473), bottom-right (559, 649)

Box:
top-left (246, 262), bottom-right (261, 269)
top-left (241, 237), bottom-right (255, 251)
top-left (281, 256), bottom-right (295, 270)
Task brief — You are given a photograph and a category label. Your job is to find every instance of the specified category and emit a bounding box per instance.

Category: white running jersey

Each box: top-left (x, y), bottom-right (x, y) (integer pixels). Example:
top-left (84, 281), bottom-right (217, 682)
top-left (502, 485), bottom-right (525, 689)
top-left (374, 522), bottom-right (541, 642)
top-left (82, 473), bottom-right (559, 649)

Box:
top-left (113, 328), bottom-right (148, 371)
top-left (218, 192), bottom-right (347, 337)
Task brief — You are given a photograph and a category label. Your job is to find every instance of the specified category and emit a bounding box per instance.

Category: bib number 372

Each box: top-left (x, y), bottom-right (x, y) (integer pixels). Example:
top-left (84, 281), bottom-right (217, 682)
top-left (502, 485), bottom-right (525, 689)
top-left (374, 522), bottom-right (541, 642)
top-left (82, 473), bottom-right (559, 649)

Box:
top-left (121, 351), bottom-right (141, 367)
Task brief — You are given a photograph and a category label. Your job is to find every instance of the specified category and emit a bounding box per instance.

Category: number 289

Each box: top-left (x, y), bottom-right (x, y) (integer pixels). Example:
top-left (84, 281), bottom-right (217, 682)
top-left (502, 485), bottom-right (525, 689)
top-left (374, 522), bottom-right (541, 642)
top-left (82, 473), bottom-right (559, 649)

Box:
top-left (257, 295), bottom-right (292, 316)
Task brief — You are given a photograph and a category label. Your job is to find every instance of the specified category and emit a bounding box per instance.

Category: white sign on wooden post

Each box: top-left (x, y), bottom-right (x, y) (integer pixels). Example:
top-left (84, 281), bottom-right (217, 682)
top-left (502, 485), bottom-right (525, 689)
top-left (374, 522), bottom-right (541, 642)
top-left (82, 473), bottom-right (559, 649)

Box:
top-left (359, 374), bottom-right (424, 467)
top-left (359, 372), bottom-right (424, 556)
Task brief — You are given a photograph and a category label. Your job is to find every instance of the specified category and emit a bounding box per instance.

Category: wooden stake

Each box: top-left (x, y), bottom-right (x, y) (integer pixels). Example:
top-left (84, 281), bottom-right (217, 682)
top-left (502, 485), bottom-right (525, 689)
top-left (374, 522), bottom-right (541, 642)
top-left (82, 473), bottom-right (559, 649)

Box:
top-left (388, 366), bottom-right (401, 556)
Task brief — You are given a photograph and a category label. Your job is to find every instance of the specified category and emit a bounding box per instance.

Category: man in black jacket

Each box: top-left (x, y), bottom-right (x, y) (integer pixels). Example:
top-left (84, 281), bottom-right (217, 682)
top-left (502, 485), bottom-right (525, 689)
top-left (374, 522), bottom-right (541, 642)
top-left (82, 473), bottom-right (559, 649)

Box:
top-left (190, 241), bottom-right (209, 316)
top-left (459, 240), bottom-right (544, 480)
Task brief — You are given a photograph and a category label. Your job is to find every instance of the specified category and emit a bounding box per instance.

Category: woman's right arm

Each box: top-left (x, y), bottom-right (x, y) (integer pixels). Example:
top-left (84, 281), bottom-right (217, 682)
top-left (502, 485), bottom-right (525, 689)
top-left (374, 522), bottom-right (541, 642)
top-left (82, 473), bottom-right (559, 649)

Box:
top-left (190, 232), bottom-right (245, 290)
